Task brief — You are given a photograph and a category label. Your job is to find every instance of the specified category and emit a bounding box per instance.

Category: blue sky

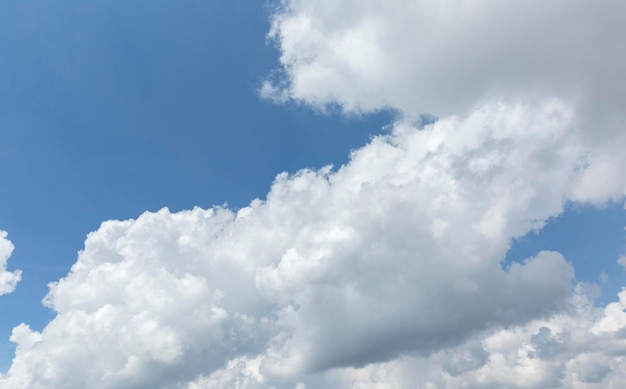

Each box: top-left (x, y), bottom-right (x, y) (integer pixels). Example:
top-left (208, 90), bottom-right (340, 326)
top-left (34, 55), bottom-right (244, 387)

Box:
top-left (0, 1), bottom-right (625, 388)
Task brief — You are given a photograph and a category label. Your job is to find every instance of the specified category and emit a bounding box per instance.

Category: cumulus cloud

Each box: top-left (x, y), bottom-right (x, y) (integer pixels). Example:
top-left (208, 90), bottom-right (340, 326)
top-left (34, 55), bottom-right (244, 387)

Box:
top-left (0, 230), bottom-right (21, 296)
top-left (265, 0), bottom-right (626, 297)
top-left (265, 0), bottom-right (626, 119)
top-left (265, 0), bottom-right (626, 203)
top-left (1, 98), bottom-right (615, 388)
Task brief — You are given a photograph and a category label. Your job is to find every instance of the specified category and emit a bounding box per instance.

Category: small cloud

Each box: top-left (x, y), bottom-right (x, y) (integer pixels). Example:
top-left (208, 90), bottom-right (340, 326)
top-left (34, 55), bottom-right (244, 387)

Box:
top-left (0, 230), bottom-right (22, 296)
top-left (259, 79), bottom-right (291, 104)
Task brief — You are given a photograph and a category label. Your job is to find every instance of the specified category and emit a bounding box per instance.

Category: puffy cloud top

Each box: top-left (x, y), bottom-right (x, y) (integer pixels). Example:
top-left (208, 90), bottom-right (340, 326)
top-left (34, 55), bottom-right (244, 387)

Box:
top-left (264, 0), bottom-right (626, 204)
top-left (265, 0), bottom-right (626, 122)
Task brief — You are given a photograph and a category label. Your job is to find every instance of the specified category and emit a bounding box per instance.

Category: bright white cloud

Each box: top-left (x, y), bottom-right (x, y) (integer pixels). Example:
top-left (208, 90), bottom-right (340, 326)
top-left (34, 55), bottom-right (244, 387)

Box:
top-left (265, 0), bottom-right (626, 120)
top-left (264, 0), bottom-right (626, 203)
top-left (0, 99), bottom-right (612, 388)
top-left (0, 230), bottom-right (21, 296)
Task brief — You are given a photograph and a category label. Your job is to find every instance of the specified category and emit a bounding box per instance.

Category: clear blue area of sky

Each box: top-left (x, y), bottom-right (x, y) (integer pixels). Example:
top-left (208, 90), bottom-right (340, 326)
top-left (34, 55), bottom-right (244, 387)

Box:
top-left (506, 202), bottom-right (626, 304)
top-left (0, 0), bottom-right (624, 373)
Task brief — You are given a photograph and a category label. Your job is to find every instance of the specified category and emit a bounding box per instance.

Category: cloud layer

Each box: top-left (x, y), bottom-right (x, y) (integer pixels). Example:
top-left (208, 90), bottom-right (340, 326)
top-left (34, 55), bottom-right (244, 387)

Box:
top-left (0, 231), bottom-right (21, 296)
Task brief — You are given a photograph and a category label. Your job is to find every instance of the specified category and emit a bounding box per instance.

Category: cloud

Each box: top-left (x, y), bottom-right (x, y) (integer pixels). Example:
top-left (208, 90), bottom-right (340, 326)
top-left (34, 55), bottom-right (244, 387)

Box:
top-left (265, 0), bottom-right (626, 204)
top-left (188, 287), bottom-right (626, 388)
top-left (1, 99), bottom-right (610, 388)
top-left (265, 0), bottom-right (626, 119)
top-left (0, 230), bottom-right (21, 296)
top-left (325, 285), bottom-right (626, 389)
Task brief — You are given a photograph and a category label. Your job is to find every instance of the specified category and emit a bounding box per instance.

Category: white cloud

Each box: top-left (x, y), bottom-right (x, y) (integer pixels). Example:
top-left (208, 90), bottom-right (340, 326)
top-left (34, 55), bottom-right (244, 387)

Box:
top-left (618, 256), bottom-right (626, 272)
top-left (265, 0), bottom-right (626, 203)
top-left (266, 0), bottom-right (626, 120)
top-left (0, 230), bottom-right (21, 296)
top-left (0, 100), bottom-right (608, 388)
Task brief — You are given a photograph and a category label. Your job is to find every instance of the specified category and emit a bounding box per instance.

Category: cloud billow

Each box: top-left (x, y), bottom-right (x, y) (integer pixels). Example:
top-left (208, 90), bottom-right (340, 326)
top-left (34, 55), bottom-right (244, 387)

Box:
top-left (264, 0), bottom-right (626, 121)
top-left (264, 0), bottom-right (626, 204)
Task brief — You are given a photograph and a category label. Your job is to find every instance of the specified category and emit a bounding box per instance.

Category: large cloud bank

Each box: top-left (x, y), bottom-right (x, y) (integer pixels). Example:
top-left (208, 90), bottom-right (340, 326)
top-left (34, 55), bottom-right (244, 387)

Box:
top-left (1, 100), bottom-right (624, 388)
top-left (2, 1), bottom-right (626, 388)
top-left (0, 231), bottom-right (21, 296)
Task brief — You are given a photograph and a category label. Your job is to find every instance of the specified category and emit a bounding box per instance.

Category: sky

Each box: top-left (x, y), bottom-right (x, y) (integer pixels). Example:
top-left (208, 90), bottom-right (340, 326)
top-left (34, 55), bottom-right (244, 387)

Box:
top-left (0, 1), bottom-right (625, 388)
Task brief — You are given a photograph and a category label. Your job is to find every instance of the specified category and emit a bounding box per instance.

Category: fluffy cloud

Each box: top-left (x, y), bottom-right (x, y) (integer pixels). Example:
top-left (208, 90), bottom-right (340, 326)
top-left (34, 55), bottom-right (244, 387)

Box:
top-left (0, 230), bottom-right (21, 296)
top-left (264, 0), bottom-right (626, 203)
top-left (264, 0), bottom-right (626, 120)
top-left (0, 99), bottom-right (611, 388)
